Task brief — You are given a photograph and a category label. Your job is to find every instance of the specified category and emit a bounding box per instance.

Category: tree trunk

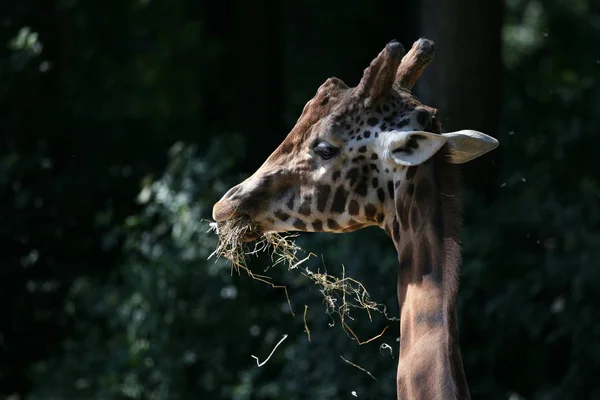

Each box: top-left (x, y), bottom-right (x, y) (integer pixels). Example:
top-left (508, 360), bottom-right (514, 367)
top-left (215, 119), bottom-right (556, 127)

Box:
top-left (415, 0), bottom-right (503, 195)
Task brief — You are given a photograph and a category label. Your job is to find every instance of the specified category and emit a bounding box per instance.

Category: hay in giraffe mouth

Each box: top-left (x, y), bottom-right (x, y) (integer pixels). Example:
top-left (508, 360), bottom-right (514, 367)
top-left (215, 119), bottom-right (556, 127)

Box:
top-left (211, 215), bottom-right (262, 243)
top-left (208, 215), bottom-right (304, 274)
top-left (207, 215), bottom-right (396, 344)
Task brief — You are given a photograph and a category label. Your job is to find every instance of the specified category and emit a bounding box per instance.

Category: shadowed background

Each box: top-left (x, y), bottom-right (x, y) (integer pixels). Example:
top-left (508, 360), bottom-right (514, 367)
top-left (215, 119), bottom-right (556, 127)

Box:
top-left (1, 0), bottom-right (599, 399)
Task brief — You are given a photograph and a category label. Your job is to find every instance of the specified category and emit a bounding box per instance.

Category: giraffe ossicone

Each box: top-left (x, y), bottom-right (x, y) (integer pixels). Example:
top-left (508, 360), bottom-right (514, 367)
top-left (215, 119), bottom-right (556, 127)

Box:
top-left (212, 39), bottom-right (498, 400)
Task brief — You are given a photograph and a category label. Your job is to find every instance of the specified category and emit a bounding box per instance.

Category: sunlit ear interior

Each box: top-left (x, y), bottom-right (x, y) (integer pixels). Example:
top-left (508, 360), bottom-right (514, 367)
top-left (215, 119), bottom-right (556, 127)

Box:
top-left (383, 130), bottom-right (448, 167)
top-left (442, 130), bottom-right (499, 164)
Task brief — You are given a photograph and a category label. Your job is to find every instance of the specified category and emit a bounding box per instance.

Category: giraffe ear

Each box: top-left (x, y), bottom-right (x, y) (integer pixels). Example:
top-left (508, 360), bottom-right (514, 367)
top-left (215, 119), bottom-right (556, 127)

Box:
top-left (383, 130), bottom-right (447, 167)
top-left (442, 130), bottom-right (499, 164)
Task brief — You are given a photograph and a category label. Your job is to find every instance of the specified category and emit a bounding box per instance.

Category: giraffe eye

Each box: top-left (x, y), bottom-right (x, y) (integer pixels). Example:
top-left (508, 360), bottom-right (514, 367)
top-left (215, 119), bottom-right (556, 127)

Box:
top-left (314, 142), bottom-right (339, 160)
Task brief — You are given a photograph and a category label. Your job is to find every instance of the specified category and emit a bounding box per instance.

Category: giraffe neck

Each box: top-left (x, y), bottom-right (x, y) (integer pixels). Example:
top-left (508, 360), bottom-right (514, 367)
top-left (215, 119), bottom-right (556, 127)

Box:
top-left (386, 159), bottom-right (469, 400)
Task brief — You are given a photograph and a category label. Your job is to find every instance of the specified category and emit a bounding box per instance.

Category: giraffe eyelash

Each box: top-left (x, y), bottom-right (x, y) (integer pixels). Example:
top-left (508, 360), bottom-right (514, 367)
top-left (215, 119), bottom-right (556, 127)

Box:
top-left (313, 141), bottom-right (340, 160)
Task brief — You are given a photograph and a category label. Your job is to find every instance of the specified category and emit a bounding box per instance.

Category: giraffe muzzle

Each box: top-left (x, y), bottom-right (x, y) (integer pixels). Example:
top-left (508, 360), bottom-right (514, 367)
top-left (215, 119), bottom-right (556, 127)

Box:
top-left (212, 174), bottom-right (272, 223)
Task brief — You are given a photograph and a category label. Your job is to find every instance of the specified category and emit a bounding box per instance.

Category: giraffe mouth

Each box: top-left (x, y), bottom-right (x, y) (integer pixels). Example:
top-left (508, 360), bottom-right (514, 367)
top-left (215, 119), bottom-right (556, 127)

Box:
top-left (210, 215), bottom-right (263, 243)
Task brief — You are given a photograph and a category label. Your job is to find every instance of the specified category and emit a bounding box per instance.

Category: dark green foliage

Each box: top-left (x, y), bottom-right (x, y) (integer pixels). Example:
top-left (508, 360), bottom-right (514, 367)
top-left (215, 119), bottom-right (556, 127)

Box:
top-left (459, 1), bottom-right (600, 398)
top-left (1, 0), bottom-right (599, 399)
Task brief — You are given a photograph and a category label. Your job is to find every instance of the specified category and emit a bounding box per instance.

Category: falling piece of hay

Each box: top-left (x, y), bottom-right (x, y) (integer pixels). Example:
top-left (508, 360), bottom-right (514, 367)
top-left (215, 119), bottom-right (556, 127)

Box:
top-left (251, 334), bottom-right (288, 367)
top-left (303, 305), bottom-right (311, 342)
top-left (340, 355), bottom-right (377, 381)
top-left (379, 343), bottom-right (394, 359)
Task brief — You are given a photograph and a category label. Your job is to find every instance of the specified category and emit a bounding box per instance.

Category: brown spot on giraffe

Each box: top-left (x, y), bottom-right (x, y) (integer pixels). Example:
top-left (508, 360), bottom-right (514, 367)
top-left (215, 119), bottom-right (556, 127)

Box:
top-left (212, 38), bottom-right (498, 400)
top-left (364, 203), bottom-right (377, 220)
top-left (316, 184), bottom-right (331, 212)
top-left (293, 219), bottom-right (307, 230)
top-left (298, 196), bottom-right (312, 216)
top-left (348, 199), bottom-right (360, 215)
top-left (377, 187), bottom-right (386, 203)
top-left (312, 220), bottom-right (324, 231)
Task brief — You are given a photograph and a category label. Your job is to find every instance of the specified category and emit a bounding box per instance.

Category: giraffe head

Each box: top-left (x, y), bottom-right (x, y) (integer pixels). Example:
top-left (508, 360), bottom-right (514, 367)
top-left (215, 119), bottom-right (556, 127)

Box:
top-left (212, 40), bottom-right (498, 238)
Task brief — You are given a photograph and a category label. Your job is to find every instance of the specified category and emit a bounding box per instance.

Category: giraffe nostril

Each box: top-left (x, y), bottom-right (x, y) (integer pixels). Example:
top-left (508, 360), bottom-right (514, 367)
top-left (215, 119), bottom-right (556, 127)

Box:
top-left (213, 185), bottom-right (244, 221)
top-left (224, 185), bottom-right (242, 199)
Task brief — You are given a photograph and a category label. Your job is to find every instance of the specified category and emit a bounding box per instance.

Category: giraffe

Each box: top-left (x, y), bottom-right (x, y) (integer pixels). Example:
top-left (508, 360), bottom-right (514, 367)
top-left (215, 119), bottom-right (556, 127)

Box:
top-left (212, 39), bottom-right (498, 400)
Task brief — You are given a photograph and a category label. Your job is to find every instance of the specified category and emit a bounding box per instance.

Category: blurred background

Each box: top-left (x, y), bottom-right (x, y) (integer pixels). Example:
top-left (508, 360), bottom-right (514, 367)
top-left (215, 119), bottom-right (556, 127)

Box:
top-left (1, 0), bottom-right (599, 399)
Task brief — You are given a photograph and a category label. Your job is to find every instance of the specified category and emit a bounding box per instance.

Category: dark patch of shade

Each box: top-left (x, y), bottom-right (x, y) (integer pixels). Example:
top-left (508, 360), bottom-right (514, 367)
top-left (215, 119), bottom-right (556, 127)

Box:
top-left (432, 202), bottom-right (444, 242)
top-left (406, 166), bottom-right (417, 180)
top-left (398, 242), bottom-right (412, 272)
top-left (410, 206), bottom-right (419, 231)
top-left (415, 180), bottom-right (433, 203)
top-left (419, 239), bottom-right (433, 276)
